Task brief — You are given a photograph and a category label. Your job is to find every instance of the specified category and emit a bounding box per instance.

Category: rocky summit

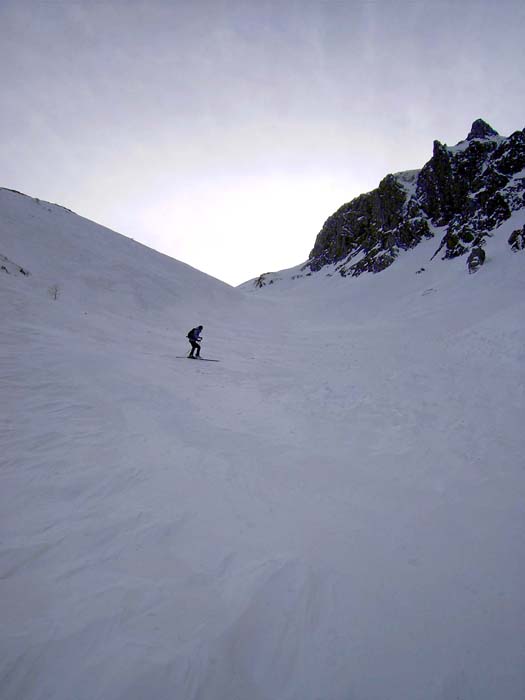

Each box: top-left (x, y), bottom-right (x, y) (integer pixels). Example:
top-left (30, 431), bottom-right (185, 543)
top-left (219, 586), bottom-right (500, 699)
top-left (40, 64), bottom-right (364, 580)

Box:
top-left (306, 119), bottom-right (525, 277)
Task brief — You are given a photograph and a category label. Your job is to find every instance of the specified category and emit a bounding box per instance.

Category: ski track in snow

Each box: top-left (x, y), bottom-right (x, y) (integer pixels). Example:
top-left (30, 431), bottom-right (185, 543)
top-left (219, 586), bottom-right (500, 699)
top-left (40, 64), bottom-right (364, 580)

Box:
top-left (1, 188), bottom-right (525, 700)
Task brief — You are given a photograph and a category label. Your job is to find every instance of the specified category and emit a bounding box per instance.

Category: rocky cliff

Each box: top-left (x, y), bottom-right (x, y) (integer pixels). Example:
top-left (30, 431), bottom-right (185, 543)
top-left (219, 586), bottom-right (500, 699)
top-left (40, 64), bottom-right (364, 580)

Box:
top-left (305, 119), bottom-right (525, 277)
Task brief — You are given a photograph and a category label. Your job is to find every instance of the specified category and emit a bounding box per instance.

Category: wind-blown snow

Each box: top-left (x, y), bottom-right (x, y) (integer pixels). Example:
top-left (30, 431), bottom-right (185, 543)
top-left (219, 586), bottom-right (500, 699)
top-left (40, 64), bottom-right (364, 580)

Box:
top-left (1, 188), bottom-right (524, 700)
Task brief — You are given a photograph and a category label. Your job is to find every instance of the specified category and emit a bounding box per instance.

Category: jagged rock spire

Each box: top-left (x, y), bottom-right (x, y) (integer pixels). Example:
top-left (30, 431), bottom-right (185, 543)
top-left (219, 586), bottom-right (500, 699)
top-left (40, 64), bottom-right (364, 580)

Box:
top-left (304, 118), bottom-right (524, 280)
top-left (467, 118), bottom-right (499, 141)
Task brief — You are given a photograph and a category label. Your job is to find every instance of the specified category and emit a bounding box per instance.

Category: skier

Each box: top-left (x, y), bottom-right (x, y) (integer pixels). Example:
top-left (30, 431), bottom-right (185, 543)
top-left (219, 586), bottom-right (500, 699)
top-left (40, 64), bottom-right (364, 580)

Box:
top-left (187, 325), bottom-right (203, 358)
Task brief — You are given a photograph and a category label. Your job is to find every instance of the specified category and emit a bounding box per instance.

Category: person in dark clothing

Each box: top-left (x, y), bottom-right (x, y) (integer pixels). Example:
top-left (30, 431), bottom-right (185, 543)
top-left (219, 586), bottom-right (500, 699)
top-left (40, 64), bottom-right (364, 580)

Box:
top-left (187, 325), bottom-right (203, 358)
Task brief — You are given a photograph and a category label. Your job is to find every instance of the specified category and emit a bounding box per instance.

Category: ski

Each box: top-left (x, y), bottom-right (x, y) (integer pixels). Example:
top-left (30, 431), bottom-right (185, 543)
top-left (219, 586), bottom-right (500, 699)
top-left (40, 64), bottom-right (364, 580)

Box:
top-left (175, 356), bottom-right (220, 362)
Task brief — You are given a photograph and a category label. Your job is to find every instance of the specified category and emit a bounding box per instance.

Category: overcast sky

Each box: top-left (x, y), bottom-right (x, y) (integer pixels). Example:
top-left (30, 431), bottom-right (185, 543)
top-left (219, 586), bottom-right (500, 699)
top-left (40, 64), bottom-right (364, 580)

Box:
top-left (2, 0), bottom-right (524, 285)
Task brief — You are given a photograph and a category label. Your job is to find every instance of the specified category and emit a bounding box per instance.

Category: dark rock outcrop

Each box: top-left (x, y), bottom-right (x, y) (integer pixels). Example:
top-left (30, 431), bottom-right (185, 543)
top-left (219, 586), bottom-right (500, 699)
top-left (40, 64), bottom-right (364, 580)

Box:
top-left (467, 246), bottom-right (486, 273)
top-left (304, 119), bottom-right (525, 279)
top-left (467, 118), bottom-right (499, 141)
top-left (254, 272), bottom-right (273, 288)
top-left (508, 226), bottom-right (525, 251)
top-left (0, 253), bottom-right (29, 276)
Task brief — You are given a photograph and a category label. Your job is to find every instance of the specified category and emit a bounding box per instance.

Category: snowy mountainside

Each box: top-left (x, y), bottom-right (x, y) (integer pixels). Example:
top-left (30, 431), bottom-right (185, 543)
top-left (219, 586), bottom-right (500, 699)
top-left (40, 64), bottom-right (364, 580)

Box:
top-left (0, 187), bottom-right (239, 319)
top-left (2, 187), bottom-right (525, 700)
top-left (244, 119), bottom-right (525, 289)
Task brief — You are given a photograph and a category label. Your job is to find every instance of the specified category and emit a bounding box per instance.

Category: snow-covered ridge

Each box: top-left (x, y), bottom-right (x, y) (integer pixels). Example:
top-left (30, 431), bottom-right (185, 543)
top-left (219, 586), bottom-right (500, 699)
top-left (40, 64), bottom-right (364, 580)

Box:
top-left (445, 134), bottom-right (506, 154)
top-left (393, 168), bottom-right (420, 186)
top-left (0, 187), bottom-right (238, 318)
top-left (1, 186), bottom-right (76, 214)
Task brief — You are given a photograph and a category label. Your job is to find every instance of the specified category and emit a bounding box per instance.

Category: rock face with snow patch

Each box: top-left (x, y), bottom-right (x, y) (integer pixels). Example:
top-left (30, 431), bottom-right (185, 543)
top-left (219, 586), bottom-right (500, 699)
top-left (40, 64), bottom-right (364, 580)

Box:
top-left (508, 225), bottom-right (525, 251)
top-left (306, 119), bottom-right (525, 277)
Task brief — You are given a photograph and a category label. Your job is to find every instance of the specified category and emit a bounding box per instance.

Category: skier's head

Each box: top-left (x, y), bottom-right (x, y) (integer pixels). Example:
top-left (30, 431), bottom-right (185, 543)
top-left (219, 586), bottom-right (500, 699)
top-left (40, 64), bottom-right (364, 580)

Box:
top-left (198, 325), bottom-right (203, 330)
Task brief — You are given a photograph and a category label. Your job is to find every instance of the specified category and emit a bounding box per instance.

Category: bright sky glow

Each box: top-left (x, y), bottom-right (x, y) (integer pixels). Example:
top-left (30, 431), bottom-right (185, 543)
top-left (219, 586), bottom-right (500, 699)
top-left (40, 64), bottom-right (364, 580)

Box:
top-left (1, 0), bottom-right (524, 285)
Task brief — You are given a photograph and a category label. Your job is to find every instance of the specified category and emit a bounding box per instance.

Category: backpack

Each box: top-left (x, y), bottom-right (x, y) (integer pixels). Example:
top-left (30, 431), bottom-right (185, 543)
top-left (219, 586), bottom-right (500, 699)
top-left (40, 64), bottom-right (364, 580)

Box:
top-left (187, 328), bottom-right (197, 340)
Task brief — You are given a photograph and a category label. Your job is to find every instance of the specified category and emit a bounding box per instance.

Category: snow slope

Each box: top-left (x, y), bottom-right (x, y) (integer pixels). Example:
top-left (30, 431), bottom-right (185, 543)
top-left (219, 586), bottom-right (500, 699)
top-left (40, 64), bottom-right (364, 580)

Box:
top-left (1, 188), bottom-right (524, 700)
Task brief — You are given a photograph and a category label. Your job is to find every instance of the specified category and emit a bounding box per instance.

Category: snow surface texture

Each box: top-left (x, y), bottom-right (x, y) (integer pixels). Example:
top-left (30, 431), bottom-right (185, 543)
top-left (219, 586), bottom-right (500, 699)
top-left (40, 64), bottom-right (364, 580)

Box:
top-left (1, 187), bottom-right (524, 700)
